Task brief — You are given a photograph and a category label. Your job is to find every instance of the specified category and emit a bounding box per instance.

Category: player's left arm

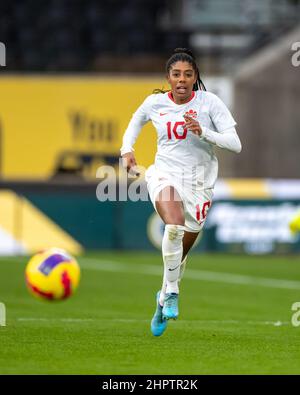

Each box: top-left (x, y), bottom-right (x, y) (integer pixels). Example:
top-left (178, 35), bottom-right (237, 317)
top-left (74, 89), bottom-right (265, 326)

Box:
top-left (201, 125), bottom-right (242, 153)
top-left (184, 94), bottom-right (242, 153)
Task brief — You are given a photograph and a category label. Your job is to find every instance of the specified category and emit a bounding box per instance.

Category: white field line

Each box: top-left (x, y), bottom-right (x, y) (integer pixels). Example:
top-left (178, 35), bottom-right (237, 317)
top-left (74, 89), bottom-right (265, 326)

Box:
top-left (80, 258), bottom-right (300, 291)
top-left (16, 317), bottom-right (289, 326)
top-left (17, 318), bottom-right (94, 322)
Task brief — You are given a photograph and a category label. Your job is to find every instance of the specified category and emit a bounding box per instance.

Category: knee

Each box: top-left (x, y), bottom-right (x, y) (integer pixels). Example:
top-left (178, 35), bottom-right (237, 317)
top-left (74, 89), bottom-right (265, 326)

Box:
top-left (164, 224), bottom-right (185, 242)
top-left (164, 213), bottom-right (185, 226)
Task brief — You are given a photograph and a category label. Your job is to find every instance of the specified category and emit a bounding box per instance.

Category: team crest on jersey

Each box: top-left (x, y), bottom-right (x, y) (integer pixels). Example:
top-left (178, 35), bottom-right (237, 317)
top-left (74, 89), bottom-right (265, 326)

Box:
top-left (184, 109), bottom-right (197, 119)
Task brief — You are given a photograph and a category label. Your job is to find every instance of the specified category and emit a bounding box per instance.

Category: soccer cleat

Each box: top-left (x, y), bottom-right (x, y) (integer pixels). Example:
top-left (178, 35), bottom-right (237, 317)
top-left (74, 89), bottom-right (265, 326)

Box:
top-left (162, 293), bottom-right (179, 320)
top-left (151, 291), bottom-right (168, 337)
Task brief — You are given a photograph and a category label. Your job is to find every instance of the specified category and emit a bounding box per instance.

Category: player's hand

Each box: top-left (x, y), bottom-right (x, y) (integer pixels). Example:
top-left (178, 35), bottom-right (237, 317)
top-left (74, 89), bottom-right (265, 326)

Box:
top-left (121, 152), bottom-right (140, 176)
top-left (183, 114), bottom-right (202, 136)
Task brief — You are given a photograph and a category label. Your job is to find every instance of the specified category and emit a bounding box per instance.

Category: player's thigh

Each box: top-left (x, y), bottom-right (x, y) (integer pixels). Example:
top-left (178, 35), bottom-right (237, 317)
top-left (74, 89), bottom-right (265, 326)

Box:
top-left (155, 185), bottom-right (185, 225)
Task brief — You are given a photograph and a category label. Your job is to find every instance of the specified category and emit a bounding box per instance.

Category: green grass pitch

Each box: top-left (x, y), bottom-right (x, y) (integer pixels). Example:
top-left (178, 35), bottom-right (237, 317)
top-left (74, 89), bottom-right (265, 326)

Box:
top-left (1, 251), bottom-right (300, 374)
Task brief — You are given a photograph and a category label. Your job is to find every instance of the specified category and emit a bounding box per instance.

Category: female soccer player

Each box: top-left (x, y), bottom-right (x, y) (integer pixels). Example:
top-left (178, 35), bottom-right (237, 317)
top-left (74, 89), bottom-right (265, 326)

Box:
top-left (121, 48), bottom-right (242, 336)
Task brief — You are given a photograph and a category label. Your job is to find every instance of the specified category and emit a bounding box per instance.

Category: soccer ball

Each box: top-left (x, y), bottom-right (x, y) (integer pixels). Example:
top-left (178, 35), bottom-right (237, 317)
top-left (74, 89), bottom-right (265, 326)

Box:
top-left (25, 248), bottom-right (80, 301)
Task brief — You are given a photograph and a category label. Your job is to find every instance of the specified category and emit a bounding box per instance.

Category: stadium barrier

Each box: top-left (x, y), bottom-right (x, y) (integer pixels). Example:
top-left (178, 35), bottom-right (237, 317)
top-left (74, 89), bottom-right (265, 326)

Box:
top-left (0, 179), bottom-right (299, 256)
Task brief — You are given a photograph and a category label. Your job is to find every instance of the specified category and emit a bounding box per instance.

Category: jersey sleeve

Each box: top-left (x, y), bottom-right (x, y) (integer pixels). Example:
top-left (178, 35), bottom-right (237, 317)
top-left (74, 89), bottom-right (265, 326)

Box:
top-left (120, 95), bottom-right (153, 155)
top-left (201, 93), bottom-right (241, 153)
top-left (201, 126), bottom-right (242, 153)
top-left (209, 92), bottom-right (237, 132)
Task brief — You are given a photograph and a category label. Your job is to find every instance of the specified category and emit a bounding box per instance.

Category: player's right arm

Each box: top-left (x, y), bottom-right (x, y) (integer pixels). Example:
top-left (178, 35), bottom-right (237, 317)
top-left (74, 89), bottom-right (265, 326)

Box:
top-left (120, 95), bottom-right (153, 174)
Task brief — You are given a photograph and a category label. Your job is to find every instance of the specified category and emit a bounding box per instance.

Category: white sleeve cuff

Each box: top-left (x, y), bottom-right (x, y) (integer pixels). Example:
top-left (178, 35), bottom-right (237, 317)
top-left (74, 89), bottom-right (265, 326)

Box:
top-left (200, 126), bottom-right (215, 143)
top-left (120, 147), bottom-right (134, 156)
top-left (200, 126), bottom-right (207, 139)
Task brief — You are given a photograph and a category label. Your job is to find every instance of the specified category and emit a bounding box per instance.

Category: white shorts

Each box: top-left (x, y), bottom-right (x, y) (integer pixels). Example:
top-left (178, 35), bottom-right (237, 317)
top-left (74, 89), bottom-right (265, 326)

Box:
top-left (145, 165), bottom-right (213, 233)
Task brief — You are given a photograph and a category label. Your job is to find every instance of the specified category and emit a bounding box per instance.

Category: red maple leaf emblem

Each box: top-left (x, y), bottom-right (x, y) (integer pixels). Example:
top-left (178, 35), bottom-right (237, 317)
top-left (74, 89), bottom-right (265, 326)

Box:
top-left (184, 109), bottom-right (197, 119)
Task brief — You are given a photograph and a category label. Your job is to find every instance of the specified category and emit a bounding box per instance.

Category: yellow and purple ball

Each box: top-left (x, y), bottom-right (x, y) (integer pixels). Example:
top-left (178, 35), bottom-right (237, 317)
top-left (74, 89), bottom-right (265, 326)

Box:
top-left (25, 248), bottom-right (80, 301)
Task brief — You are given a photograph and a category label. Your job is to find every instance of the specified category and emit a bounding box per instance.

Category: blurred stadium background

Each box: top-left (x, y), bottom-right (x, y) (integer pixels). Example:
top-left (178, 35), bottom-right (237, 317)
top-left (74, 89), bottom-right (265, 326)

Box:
top-left (1, 0), bottom-right (300, 376)
top-left (0, 0), bottom-right (299, 256)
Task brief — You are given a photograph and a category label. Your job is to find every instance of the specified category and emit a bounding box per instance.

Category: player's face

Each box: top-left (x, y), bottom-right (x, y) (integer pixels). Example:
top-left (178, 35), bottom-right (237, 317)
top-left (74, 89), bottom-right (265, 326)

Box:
top-left (167, 61), bottom-right (197, 104)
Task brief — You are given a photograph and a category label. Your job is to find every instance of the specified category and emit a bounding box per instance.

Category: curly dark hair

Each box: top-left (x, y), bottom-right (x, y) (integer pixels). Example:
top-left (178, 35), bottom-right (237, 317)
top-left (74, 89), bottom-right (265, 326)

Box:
top-left (154, 48), bottom-right (206, 94)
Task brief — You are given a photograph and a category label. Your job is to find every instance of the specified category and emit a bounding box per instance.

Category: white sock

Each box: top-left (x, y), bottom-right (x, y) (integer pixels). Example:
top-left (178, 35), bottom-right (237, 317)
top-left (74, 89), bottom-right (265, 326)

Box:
top-left (161, 224), bottom-right (185, 295)
top-left (178, 256), bottom-right (187, 283)
top-left (159, 272), bottom-right (167, 307)
top-left (159, 255), bottom-right (187, 306)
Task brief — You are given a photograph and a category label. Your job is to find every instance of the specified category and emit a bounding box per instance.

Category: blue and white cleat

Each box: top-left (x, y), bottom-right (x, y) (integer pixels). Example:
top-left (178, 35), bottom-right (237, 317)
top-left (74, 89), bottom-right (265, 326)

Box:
top-left (162, 293), bottom-right (179, 320)
top-left (151, 291), bottom-right (168, 337)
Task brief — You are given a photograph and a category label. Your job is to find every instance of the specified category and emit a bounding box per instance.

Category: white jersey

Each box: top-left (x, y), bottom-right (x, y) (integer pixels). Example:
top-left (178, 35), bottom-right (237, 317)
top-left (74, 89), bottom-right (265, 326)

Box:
top-left (121, 90), bottom-right (241, 189)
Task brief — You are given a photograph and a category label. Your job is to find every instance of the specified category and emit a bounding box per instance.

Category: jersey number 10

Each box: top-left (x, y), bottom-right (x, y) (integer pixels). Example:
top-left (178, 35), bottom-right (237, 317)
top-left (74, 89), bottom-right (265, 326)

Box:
top-left (167, 122), bottom-right (187, 140)
top-left (196, 201), bottom-right (211, 223)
